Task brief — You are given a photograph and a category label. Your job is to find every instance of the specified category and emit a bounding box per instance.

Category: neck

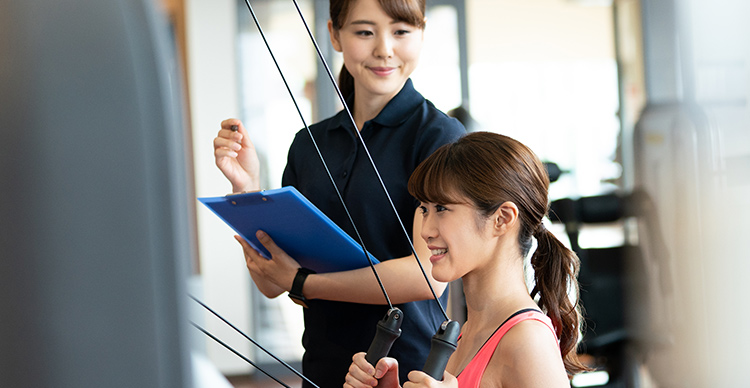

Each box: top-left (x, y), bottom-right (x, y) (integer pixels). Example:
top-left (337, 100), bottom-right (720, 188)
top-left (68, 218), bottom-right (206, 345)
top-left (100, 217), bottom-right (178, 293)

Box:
top-left (461, 250), bottom-right (536, 332)
top-left (352, 100), bottom-right (382, 131)
top-left (351, 81), bottom-right (405, 130)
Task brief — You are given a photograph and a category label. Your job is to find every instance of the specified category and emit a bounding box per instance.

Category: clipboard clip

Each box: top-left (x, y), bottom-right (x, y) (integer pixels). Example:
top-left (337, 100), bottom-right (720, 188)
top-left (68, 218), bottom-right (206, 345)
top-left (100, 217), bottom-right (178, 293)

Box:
top-left (226, 190), bottom-right (273, 206)
top-left (226, 189), bottom-right (264, 196)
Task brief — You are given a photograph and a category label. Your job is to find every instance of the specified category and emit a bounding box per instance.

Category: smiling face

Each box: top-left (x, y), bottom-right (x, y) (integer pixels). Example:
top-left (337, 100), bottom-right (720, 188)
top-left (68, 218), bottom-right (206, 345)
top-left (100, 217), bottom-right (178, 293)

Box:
top-left (419, 200), bottom-right (499, 283)
top-left (328, 0), bottom-right (424, 103)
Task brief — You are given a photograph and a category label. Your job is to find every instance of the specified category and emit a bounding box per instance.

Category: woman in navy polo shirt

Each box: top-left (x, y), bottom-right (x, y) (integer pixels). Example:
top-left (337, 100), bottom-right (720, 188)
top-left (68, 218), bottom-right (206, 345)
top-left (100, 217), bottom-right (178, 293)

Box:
top-left (213, 0), bottom-right (465, 386)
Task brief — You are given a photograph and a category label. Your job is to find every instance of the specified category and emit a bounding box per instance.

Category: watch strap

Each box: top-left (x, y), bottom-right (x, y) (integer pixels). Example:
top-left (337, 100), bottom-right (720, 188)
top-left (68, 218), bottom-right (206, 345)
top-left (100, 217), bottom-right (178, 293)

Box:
top-left (289, 267), bottom-right (315, 308)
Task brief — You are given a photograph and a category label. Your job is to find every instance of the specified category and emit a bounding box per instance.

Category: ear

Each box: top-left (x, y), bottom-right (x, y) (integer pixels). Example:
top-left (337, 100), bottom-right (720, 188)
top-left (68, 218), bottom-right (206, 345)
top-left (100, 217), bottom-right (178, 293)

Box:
top-left (492, 201), bottom-right (519, 236)
top-left (328, 20), bottom-right (343, 52)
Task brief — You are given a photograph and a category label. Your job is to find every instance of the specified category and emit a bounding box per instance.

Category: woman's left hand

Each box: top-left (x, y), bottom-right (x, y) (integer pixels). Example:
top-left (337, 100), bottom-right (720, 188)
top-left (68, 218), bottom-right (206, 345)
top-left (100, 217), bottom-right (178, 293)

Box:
top-left (403, 371), bottom-right (458, 388)
top-left (236, 230), bottom-right (302, 292)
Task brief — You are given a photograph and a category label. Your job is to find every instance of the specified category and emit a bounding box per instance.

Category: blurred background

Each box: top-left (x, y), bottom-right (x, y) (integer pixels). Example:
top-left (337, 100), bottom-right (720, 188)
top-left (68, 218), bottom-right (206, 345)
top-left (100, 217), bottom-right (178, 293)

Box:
top-left (2, 0), bottom-right (748, 387)
top-left (184, 0), bottom-right (750, 387)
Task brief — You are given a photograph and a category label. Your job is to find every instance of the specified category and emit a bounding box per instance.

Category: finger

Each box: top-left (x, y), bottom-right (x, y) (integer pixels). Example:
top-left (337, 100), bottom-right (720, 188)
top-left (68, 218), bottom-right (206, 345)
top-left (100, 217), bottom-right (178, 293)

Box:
top-left (234, 235), bottom-right (265, 263)
top-left (346, 363), bottom-right (378, 387)
top-left (221, 118), bottom-right (252, 141)
top-left (347, 353), bottom-right (378, 387)
top-left (352, 352), bottom-right (375, 375)
top-left (405, 371), bottom-right (433, 388)
top-left (214, 136), bottom-right (242, 152)
top-left (234, 234), bottom-right (252, 250)
top-left (214, 148), bottom-right (239, 163)
top-left (230, 122), bottom-right (256, 149)
top-left (220, 118), bottom-right (242, 130)
top-left (241, 248), bottom-right (260, 272)
top-left (343, 372), bottom-right (375, 388)
top-left (442, 371), bottom-right (458, 385)
top-left (255, 230), bottom-right (286, 258)
top-left (218, 119), bottom-right (244, 142)
top-left (374, 357), bottom-right (399, 379)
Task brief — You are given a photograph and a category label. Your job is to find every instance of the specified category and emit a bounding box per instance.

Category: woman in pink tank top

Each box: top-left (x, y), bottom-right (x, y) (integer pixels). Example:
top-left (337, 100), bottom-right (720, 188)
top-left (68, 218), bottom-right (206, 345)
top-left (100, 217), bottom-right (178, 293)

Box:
top-left (344, 132), bottom-right (589, 387)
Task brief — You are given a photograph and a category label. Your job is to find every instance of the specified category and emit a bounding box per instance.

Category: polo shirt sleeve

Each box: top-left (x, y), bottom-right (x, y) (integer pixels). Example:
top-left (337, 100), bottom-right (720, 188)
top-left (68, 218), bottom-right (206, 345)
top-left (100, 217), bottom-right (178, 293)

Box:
top-left (281, 131), bottom-right (302, 187)
top-left (409, 114), bottom-right (465, 209)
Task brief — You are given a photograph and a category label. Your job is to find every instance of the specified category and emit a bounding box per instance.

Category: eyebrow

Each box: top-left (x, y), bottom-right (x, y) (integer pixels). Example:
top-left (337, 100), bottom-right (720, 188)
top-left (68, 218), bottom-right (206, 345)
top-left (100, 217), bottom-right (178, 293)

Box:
top-left (349, 19), bottom-right (403, 26)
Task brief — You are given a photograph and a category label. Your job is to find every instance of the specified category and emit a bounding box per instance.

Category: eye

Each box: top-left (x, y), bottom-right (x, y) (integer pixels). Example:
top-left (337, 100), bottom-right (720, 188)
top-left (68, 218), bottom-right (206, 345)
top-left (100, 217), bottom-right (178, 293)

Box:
top-left (392, 21), bottom-right (415, 36)
top-left (418, 205), bottom-right (428, 215)
top-left (435, 204), bottom-right (448, 213)
top-left (355, 29), bottom-right (374, 37)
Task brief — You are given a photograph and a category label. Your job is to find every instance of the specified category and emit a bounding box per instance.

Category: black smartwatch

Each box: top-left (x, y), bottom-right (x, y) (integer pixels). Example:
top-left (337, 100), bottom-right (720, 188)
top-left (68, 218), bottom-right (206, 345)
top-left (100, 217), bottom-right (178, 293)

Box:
top-left (288, 267), bottom-right (315, 308)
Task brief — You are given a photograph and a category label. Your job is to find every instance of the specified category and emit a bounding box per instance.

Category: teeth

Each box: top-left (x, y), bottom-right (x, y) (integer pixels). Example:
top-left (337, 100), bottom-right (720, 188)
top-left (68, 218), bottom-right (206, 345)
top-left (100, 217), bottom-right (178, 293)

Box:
top-left (431, 249), bottom-right (447, 255)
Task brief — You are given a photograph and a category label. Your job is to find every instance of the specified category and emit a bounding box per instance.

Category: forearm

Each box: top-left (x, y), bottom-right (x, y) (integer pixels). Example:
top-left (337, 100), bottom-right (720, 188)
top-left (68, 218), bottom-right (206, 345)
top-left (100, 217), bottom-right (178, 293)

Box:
top-left (302, 255), bottom-right (446, 305)
top-left (303, 208), bottom-right (445, 304)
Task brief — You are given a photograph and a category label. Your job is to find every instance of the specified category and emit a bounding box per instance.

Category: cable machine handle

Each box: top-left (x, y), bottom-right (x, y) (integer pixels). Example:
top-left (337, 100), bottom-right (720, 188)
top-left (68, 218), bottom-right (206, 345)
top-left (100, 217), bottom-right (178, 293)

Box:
top-left (365, 307), bottom-right (404, 365)
top-left (422, 320), bottom-right (460, 380)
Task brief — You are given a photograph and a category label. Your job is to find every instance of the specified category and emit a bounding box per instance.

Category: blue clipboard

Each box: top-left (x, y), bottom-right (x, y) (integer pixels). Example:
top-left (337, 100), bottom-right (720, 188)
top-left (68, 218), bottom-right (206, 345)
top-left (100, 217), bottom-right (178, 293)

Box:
top-left (198, 186), bottom-right (378, 273)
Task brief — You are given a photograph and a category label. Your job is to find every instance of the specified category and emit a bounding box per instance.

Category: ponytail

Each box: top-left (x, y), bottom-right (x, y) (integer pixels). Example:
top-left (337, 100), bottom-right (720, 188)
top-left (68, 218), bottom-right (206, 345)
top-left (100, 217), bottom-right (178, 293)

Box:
top-left (338, 64), bottom-right (354, 107)
top-left (530, 225), bottom-right (588, 376)
top-left (407, 132), bottom-right (590, 377)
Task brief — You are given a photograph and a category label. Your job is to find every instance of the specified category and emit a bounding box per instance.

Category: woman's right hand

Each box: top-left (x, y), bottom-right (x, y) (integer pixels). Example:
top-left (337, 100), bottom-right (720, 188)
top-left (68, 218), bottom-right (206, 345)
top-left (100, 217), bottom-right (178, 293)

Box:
top-left (344, 353), bottom-right (401, 388)
top-left (213, 118), bottom-right (261, 193)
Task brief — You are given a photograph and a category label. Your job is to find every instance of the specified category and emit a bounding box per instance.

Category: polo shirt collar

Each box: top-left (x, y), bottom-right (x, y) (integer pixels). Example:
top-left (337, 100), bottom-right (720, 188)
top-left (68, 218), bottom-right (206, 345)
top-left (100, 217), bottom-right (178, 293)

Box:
top-left (329, 78), bottom-right (422, 131)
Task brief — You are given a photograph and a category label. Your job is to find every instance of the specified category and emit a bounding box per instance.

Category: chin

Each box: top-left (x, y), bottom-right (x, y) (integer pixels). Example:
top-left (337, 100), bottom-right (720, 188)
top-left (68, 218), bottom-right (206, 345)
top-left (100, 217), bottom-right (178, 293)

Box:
top-left (431, 268), bottom-right (458, 283)
top-left (366, 78), bottom-right (407, 94)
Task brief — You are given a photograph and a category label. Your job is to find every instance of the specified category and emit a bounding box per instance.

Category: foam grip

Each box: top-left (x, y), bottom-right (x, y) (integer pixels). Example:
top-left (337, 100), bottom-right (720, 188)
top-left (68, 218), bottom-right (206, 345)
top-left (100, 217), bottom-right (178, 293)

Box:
top-left (422, 320), bottom-right (460, 380)
top-left (365, 308), bottom-right (403, 365)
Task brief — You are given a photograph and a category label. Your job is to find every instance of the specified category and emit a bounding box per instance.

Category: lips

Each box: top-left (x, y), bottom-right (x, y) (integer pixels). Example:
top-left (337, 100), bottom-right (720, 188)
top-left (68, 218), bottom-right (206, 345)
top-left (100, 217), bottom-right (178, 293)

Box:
top-left (369, 66), bottom-right (396, 76)
top-left (428, 247), bottom-right (447, 263)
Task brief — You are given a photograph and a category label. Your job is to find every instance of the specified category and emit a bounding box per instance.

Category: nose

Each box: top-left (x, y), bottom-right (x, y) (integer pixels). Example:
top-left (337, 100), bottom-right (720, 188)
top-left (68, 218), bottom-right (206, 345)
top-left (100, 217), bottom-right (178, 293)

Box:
top-left (374, 34), bottom-right (394, 59)
top-left (420, 212), bottom-right (437, 243)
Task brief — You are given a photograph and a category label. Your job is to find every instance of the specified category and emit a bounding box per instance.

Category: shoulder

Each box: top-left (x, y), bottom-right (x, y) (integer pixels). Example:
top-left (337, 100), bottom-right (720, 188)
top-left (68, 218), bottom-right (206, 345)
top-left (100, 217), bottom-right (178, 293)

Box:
top-left (486, 320), bottom-right (569, 387)
top-left (420, 100), bottom-right (465, 133)
top-left (410, 102), bottom-right (465, 157)
top-left (386, 80), bottom-right (465, 140)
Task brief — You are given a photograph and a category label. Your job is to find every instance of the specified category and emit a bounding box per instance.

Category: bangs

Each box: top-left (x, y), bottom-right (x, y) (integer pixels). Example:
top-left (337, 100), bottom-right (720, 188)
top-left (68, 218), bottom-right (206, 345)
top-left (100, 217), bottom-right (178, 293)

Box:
top-left (408, 145), bottom-right (465, 205)
top-left (379, 0), bottom-right (426, 28)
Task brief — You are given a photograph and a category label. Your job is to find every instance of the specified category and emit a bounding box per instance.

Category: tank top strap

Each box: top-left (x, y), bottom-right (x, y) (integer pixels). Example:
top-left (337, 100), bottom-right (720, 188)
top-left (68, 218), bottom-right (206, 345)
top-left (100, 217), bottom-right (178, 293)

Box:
top-left (456, 309), bottom-right (558, 388)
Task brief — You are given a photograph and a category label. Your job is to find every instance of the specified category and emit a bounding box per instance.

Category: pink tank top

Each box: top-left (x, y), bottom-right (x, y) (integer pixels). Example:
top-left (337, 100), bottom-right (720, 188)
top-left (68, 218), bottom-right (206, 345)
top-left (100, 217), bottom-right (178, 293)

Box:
top-left (456, 309), bottom-right (558, 388)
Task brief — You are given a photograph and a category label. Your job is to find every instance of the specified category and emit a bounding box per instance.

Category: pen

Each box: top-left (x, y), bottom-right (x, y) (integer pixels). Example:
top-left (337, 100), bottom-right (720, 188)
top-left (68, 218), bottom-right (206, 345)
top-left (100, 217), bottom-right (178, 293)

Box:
top-left (230, 125), bottom-right (238, 132)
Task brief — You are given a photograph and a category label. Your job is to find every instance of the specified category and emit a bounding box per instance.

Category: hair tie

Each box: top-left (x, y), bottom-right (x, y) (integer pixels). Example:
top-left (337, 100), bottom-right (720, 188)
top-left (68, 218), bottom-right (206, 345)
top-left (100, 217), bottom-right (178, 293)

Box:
top-left (534, 223), bottom-right (546, 236)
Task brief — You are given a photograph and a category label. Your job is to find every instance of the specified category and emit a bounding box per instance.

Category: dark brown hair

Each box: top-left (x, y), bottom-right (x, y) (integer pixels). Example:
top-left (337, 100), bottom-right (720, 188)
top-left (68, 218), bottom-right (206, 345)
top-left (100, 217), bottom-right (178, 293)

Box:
top-left (329, 0), bottom-right (426, 100)
top-left (408, 131), bottom-right (588, 377)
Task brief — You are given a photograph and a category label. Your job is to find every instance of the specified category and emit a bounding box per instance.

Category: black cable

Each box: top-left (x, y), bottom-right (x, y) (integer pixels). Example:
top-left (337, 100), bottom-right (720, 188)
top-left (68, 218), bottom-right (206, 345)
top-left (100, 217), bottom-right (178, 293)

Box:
top-left (237, 1), bottom-right (458, 374)
top-left (289, 0), bottom-right (448, 321)
top-left (190, 321), bottom-right (292, 388)
top-left (189, 294), bottom-right (320, 388)
top-left (240, 0), bottom-right (392, 309)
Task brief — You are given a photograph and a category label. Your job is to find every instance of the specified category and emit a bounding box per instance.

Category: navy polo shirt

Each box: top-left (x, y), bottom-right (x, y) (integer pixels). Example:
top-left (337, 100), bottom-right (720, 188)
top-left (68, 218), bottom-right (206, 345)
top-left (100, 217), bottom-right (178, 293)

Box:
top-left (282, 79), bottom-right (465, 387)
